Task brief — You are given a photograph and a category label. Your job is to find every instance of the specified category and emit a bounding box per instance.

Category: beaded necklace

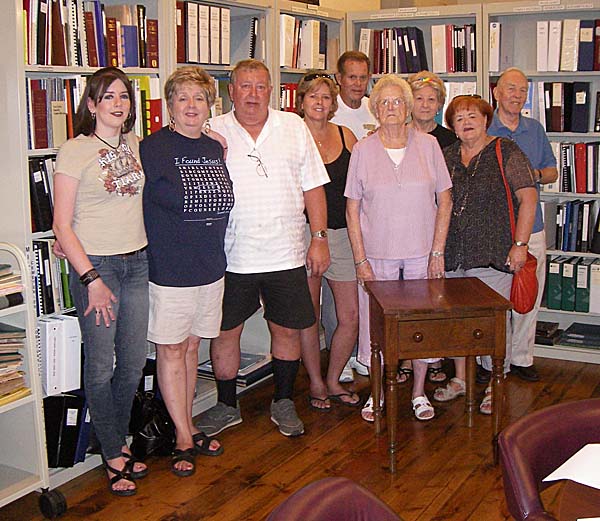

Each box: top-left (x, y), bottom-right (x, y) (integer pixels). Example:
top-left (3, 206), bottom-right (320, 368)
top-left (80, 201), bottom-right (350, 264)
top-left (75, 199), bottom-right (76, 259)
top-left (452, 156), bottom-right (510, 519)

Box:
top-left (451, 145), bottom-right (485, 218)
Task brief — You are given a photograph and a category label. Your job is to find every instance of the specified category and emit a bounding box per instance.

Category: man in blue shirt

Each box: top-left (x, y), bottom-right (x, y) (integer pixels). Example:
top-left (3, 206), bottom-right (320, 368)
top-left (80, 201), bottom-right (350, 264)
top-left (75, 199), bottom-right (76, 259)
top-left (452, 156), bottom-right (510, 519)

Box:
top-left (489, 67), bottom-right (558, 382)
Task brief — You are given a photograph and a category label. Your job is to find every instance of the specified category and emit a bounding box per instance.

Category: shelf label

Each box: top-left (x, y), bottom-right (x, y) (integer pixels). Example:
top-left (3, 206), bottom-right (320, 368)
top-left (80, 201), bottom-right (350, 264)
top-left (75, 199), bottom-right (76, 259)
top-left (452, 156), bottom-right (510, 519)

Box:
top-left (290, 5), bottom-right (327, 17)
top-left (542, 5), bottom-right (566, 10)
top-left (514, 6), bottom-right (543, 12)
top-left (538, 0), bottom-right (561, 5)
top-left (66, 408), bottom-right (79, 426)
top-left (418, 11), bottom-right (441, 17)
top-left (144, 375), bottom-right (154, 392)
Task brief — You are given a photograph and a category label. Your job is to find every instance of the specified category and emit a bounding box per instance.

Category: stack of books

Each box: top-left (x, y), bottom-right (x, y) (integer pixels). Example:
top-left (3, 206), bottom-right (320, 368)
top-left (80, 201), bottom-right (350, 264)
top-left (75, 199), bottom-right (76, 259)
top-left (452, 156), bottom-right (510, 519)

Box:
top-left (0, 322), bottom-right (29, 406)
top-left (198, 352), bottom-right (272, 388)
top-left (559, 322), bottom-right (600, 349)
top-left (0, 264), bottom-right (24, 312)
top-left (535, 321), bottom-right (562, 346)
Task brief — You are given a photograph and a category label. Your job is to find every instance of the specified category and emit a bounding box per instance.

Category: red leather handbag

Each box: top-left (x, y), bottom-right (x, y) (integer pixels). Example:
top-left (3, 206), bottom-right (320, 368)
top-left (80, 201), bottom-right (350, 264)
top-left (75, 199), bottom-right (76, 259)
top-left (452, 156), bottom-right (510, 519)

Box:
top-left (496, 139), bottom-right (538, 314)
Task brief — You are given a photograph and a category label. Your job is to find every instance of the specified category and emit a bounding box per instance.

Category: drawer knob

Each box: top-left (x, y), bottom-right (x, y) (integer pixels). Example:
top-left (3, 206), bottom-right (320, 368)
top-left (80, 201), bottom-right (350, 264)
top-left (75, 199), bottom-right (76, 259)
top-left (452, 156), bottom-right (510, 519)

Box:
top-left (473, 329), bottom-right (484, 339)
top-left (412, 332), bottom-right (423, 343)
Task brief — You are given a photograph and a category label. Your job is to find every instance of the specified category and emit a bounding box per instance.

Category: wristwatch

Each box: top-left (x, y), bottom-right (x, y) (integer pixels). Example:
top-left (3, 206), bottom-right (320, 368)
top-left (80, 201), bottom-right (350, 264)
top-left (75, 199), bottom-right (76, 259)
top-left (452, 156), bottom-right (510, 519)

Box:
top-left (311, 229), bottom-right (328, 239)
top-left (514, 240), bottom-right (528, 247)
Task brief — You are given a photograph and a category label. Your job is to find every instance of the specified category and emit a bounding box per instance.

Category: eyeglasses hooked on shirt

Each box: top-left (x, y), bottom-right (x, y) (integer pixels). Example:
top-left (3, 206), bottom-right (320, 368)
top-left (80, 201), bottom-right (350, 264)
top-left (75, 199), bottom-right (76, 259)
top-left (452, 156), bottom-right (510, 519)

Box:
top-left (247, 148), bottom-right (268, 178)
top-left (378, 97), bottom-right (405, 108)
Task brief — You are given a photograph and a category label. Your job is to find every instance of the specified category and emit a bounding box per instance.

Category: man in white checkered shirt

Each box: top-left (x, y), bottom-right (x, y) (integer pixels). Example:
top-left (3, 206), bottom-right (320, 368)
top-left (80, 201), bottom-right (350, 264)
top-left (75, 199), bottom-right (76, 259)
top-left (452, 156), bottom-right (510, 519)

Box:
top-left (196, 59), bottom-right (330, 438)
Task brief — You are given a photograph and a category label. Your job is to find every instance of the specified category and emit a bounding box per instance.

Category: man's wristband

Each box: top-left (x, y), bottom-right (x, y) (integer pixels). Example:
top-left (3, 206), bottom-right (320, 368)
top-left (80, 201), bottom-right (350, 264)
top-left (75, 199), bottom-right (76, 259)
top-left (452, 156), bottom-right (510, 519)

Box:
top-left (354, 258), bottom-right (368, 268)
top-left (80, 268), bottom-right (100, 286)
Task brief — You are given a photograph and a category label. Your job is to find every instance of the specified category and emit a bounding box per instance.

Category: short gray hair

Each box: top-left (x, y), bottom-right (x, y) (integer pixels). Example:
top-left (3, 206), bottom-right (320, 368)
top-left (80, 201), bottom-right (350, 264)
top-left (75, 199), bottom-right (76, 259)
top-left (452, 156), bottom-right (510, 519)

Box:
top-left (369, 75), bottom-right (413, 122)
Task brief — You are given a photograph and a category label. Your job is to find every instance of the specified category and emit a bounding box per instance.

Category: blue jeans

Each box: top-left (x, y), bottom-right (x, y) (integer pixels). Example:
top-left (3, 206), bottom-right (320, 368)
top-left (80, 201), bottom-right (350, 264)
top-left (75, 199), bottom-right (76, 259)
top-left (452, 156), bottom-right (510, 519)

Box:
top-left (69, 250), bottom-right (149, 460)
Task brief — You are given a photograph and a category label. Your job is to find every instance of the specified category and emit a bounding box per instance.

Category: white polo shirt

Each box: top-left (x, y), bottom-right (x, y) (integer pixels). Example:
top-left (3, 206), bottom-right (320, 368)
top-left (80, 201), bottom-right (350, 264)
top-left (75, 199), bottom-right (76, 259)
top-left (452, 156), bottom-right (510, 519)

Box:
top-left (210, 108), bottom-right (330, 274)
top-left (331, 95), bottom-right (378, 139)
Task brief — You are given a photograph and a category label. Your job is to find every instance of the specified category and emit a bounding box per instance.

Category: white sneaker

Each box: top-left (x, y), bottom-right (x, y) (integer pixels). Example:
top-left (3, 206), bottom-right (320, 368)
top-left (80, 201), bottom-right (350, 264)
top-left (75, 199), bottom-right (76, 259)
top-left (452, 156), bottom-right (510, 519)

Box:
top-left (349, 356), bottom-right (369, 376)
top-left (339, 360), bottom-right (354, 383)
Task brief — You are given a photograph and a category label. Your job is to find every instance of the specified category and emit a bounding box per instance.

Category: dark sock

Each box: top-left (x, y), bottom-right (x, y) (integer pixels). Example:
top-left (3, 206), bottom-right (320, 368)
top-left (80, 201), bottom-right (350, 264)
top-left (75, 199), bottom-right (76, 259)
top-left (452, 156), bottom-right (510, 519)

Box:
top-left (272, 357), bottom-right (300, 402)
top-left (216, 377), bottom-right (238, 408)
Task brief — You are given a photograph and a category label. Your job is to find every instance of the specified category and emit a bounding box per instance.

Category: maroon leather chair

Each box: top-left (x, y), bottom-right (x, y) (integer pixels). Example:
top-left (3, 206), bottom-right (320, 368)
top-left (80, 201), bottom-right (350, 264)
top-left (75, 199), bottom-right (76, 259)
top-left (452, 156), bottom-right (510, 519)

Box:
top-left (266, 477), bottom-right (402, 521)
top-left (499, 398), bottom-right (600, 521)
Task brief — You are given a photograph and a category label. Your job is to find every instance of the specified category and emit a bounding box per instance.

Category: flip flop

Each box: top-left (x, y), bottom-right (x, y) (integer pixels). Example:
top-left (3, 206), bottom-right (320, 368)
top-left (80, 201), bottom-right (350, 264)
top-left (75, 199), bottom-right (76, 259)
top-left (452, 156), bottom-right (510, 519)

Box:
top-left (328, 392), bottom-right (362, 408)
top-left (192, 432), bottom-right (224, 457)
top-left (397, 367), bottom-right (413, 383)
top-left (171, 448), bottom-right (196, 477)
top-left (308, 395), bottom-right (331, 411)
top-left (427, 366), bottom-right (447, 383)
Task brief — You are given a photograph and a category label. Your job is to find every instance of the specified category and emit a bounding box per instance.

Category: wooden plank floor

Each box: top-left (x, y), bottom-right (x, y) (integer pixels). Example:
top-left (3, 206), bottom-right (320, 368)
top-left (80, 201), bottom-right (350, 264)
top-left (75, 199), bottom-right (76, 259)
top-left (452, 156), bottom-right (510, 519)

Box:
top-left (3, 356), bottom-right (600, 521)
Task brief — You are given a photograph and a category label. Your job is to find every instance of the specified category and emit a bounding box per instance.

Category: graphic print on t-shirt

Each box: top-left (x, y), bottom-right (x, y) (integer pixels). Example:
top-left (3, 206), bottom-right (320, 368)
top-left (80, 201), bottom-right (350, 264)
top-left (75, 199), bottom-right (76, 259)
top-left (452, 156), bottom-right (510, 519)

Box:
top-left (97, 142), bottom-right (144, 196)
top-left (176, 156), bottom-right (234, 222)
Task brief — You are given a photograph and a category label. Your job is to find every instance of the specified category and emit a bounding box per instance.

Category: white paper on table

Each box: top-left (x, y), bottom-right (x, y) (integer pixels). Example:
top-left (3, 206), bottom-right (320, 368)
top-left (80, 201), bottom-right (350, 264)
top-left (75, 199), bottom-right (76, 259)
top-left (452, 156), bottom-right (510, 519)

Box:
top-left (577, 518), bottom-right (600, 520)
top-left (543, 443), bottom-right (600, 490)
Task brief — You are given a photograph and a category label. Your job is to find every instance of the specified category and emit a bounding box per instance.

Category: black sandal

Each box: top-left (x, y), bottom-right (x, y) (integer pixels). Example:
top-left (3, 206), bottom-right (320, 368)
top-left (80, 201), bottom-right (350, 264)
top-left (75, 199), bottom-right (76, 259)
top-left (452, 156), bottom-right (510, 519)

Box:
top-left (122, 452), bottom-right (149, 479)
top-left (427, 366), bottom-right (447, 383)
top-left (103, 459), bottom-right (137, 497)
top-left (171, 448), bottom-right (196, 477)
top-left (192, 432), bottom-right (224, 457)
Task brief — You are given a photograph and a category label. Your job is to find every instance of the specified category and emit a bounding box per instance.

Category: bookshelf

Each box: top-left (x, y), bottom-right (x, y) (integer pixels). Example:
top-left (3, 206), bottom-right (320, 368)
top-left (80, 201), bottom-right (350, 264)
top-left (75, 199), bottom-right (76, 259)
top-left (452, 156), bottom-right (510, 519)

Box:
top-left (0, 243), bottom-right (61, 516)
top-left (172, 0), bottom-right (274, 112)
top-left (275, 1), bottom-right (345, 112)
top-left (346, 5), bottom-right (483, 88)
top-left (484, 0), bottom-right (600, 364)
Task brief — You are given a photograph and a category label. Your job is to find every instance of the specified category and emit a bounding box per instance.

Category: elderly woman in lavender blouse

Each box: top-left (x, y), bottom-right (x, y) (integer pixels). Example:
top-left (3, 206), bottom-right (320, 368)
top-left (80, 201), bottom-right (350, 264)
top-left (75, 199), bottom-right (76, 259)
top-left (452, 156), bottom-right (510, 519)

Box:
top-left (344, 74), bottom-right (453, 423)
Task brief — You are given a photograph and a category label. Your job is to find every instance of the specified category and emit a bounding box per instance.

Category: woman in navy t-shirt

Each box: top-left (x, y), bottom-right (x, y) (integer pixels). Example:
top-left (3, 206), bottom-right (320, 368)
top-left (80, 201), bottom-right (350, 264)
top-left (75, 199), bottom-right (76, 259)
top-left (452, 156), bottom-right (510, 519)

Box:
top-left (141, 66), bottom-right (234, 477)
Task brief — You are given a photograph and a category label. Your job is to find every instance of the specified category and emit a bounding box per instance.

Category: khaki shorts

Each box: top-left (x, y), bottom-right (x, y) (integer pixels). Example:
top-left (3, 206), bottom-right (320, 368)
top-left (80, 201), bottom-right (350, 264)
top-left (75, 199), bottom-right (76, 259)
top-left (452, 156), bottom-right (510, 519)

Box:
top-left (304, 225), bottom-right (356, 282)
top-left (148, 278), bottom-right (224, 345)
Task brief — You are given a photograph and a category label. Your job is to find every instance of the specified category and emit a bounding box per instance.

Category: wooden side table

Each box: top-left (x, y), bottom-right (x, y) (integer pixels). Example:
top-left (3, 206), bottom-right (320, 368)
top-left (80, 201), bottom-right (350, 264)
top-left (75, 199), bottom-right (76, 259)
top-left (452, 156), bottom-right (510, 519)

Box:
top-left (365, 278), bottom-right (512, 473)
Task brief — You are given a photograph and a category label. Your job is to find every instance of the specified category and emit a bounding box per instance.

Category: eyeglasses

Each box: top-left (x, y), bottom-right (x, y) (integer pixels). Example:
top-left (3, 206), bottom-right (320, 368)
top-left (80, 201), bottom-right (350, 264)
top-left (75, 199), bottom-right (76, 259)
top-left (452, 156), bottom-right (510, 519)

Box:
top-left (378, 97), bottom-right (405, 108)
top-left (303, 73), bottom-right (333, 82)
top-left (247, 148), bottom-right (268, 178)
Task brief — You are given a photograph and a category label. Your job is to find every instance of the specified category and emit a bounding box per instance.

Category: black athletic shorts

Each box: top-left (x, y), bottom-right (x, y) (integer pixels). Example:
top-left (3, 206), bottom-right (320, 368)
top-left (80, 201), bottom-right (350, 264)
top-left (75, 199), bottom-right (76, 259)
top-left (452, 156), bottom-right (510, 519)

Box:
top-left (220, 266), bottom-right (316, 331)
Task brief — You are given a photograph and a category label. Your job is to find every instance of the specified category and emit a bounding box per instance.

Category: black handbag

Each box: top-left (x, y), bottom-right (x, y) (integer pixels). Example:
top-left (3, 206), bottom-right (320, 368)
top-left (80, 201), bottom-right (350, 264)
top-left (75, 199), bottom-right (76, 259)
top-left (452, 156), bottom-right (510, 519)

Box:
top-left (129, 391), bottom-right (175, 460)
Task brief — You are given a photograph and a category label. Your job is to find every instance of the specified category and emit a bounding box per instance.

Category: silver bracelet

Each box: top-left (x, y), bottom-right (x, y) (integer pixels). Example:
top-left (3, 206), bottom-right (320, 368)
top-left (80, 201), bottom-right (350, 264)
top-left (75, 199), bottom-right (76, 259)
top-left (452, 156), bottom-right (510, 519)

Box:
top-left (354, 258), bottom-right (368, 268)
top-left (430, 251), bottom-right (444, 258)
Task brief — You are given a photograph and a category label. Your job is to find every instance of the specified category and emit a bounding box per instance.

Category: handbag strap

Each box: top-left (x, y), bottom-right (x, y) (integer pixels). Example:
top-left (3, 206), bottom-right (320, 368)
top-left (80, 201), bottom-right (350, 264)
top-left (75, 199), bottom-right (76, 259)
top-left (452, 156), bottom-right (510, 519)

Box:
top-left (495, 138), bottom-right (516, 240)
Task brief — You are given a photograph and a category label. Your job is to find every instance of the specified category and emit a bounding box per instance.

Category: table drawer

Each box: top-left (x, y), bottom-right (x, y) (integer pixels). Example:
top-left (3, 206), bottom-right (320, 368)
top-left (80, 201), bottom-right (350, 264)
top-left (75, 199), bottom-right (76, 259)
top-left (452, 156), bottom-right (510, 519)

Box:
top-left (397, 316), bottom-right (497, 355)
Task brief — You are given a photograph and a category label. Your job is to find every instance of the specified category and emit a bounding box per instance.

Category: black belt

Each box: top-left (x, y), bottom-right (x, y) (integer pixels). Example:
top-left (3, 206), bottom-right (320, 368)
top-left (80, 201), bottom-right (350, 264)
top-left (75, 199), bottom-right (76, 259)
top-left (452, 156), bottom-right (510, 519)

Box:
top-left (120, 246), bottom-right (147, 257)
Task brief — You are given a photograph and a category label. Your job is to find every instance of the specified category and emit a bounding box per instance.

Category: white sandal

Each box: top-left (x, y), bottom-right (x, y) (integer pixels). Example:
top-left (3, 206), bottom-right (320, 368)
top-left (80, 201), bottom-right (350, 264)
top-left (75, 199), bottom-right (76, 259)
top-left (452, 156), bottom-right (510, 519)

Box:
top-left (412, 395), bottom-right (434, 421)
top-left (433, 377), bottom-right (466, 402)
top-left (361, 394), bottom-right (383, 423)
top-left (479, 386), bottom-right (492, 415)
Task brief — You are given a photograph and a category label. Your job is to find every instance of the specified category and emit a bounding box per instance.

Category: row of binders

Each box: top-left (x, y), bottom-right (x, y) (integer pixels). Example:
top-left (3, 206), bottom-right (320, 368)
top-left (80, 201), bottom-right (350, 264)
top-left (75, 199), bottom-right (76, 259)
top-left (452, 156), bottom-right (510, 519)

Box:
top-left (544, 142), bottom-right (600, 195)
top-left (543, 200), bottom-right (600, 254)
top-left (26, 75), bottom-right (161, 150)
top-left (280, 82), bottom-right (298, 113)
top-left (489, 18), bottom-right (600, 73)
top-left (545, 256), bottom-right (600, 313)
top-left (37, 314), bottom-right (81, 397)
top-left (176, 1), bottom-right (233, 66)
top-left (359, 26), bottom-right (428, 76)
top-left (24, 0), bottom-right (158, 69)
top-left (495, 81), bottom-right (593, 134)
top-left (32, 239), bottom-right (74, 317)
top-left (0, 322), bottom-right (30, 406)
top-left (280, 14), bottom-right (332, 70)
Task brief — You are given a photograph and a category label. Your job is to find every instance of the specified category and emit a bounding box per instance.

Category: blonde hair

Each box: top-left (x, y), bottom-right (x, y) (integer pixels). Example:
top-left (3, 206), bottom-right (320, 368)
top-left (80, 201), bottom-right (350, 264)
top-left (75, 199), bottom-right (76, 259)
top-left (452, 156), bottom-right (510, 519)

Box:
top-left (407, 71), bottom-right (446, 107)
top-left (296, 72), bottom-right (339, 119)
top-left (164, 66), bottom-right (216, 108)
